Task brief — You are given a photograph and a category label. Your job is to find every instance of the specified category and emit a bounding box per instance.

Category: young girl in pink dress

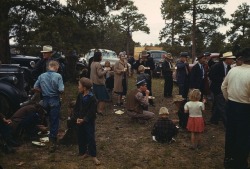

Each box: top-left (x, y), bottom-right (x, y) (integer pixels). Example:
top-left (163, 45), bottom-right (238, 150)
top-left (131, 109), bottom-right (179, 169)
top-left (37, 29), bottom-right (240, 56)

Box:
top-left (184, 89), bottom-right (205, 149)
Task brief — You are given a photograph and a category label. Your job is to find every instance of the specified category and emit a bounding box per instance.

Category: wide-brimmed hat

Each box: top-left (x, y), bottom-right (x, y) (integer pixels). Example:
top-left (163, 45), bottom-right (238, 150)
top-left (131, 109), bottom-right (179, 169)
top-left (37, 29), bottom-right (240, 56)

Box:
top-left (221, 52), bottom-right (236, 59)
top-left (141, 50), bottom-right (149, 57)
top-left (136, 79), bottom-right (147, 86)
top-left (159, 107), bottom-right (169, 115)
top-left (118, 52), bottom-right (125, 57)
top-left (41, 45), bottom-right (53, 53)
top-left (165, 53), bottom-right (173, 60)
top-left (173, 95), bottom-right (185, 102)
top-left (196, 54), bottom-right (206, 60)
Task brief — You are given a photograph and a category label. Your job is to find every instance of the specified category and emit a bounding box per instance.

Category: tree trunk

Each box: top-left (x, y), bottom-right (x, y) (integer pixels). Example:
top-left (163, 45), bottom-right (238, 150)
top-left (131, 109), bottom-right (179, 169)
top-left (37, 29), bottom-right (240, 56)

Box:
top-left (0, 3), bottom-right (10, 64)
top-left (191, 0), bottom-right (196, 62)
top-left (171, 19), bottom-right (175, 46)
top-left (126, 30), bottom-right (130, 55)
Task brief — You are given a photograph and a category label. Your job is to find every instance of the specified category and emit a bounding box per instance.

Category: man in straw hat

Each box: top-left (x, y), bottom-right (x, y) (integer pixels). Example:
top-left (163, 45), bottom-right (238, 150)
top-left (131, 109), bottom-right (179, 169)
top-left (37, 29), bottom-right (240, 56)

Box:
top-left (126, 79), bottom-right (154, 123)
top-left (32, 45), bottom-right (63, 80)
top-left (209, 51), bottom-right (236, 126)
top-left (151, 107), bottom-right (178, 143)
top-left (221, 48), bottom-right (250, 169)
top-left (162, 53), bottom-right (174, 97)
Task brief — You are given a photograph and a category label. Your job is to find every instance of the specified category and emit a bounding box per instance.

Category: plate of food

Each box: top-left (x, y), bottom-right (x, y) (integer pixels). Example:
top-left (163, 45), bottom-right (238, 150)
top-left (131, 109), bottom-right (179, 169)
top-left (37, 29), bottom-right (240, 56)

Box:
top-left (148, 96), bottom-right (155, 99)
top-left (40, 137), bottom-right (49, 143)
top-left (115, 110), bottom-right (124, 115)
top-left (32, 141), bottom-right (46, 147)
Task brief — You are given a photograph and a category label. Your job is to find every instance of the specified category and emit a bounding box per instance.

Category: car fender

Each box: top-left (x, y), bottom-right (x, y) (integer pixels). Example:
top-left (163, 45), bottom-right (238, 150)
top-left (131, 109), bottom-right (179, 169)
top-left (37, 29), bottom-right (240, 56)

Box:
top-left (0, 82), bottom-right (21, 111)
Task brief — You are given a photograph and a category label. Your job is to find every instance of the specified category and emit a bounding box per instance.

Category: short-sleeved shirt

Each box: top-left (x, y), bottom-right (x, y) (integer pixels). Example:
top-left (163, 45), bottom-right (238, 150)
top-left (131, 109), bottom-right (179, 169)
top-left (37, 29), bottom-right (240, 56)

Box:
top-left (184, 101), bottom-right (204, 117)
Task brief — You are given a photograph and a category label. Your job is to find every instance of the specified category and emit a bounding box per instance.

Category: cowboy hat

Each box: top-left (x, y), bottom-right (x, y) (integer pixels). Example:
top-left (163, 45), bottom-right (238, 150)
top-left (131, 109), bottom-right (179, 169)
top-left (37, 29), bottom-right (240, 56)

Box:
top-left (159, 107), bottom-right (169, 115)
top-left (165, 53), bottom-right (173, 60)
top-left (141, 50), bottom-right (149, 57)
top-left (41, 45), bottom-right (53, 53)
top-left (221, 52), bottom-right (236, 59)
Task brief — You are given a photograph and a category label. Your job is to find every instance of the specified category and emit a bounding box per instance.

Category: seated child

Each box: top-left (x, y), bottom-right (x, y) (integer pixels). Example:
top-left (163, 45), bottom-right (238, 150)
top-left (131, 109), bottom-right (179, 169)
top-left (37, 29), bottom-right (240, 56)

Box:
top-left (151, 107), bottom-right (178, 143)
top-left (173, 95), bottom-right (189, 129)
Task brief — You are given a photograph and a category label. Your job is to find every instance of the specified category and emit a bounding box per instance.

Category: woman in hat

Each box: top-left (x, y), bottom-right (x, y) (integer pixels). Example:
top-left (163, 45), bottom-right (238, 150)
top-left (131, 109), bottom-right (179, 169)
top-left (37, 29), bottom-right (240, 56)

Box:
top-left (151, 107), bottom-right (178, 143)
top-left (113, 52), bottom-right (128, 106)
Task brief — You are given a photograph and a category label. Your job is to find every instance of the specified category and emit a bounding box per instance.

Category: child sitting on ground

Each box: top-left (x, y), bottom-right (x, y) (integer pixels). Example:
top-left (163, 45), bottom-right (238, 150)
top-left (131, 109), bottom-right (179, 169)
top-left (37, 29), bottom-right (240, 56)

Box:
top-left (184, 89), bottom-right (205, 150)
top-left (151, 107), bottom-right (178, 143)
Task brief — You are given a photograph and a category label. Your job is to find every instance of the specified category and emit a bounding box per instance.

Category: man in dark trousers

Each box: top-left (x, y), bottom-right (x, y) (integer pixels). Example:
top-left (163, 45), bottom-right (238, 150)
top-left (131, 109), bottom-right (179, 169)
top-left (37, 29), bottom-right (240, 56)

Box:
top-left (176, 52), bottom-right (190, 99)
top-left (209, 52), bottom-right (235, 126)
top-left (221, 48), bottom-right (250, 169)
top-left (189, 54), bottom-right (207, 99)
top-left (162, 53), bottom-right (174, 97)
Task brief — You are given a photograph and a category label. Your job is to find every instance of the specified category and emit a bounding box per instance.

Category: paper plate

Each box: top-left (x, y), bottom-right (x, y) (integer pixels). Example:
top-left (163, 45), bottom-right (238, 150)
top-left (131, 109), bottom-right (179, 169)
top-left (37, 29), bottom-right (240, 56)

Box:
top-left (115, 110), bottom-right (124, 115)
top-left (32, 141), bottom-right (46, 147)
top-left (148, 96), bottom-right (155, 99)
top-left (40, 137), bottom-right (49, 143)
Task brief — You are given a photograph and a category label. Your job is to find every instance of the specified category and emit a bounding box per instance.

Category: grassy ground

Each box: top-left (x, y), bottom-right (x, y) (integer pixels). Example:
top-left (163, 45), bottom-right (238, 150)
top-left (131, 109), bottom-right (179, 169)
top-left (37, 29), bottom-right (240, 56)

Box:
top-left (0, 76), bottom-right (227, 169)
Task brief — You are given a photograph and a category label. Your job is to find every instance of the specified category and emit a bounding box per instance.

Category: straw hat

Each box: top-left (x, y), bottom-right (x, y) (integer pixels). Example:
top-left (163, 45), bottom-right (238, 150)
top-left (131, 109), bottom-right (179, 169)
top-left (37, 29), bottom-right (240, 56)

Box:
top-left (221, 52), bottom-right (236, 59)
top-left (141, 50), bottom-right (149, 57)
top-left (159, 107), bottom-right (169, 115)
top-left (173, 95), bottom-right (185, 102)
top-left (165, 53), bottom-right (173, 60)
top-left (41, 45), bottom-right (53, 53)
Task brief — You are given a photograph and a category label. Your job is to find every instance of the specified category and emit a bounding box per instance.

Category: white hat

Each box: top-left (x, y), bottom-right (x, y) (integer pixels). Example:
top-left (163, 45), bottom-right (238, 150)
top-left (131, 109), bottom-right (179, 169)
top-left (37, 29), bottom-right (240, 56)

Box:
top-left (159, 107), bottom-right (169, 115)
top-left (221, 52), bottom-right (236, 59)
top-left (41, 45), bottom-right (53, 53)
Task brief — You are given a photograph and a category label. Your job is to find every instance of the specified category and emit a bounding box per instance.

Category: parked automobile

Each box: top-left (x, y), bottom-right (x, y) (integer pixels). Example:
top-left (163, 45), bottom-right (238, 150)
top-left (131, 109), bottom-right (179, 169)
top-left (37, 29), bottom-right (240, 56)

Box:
top-left (11, 55), bottom-right (40, 69)
top-left (0, 64), bottom-right (31, 117)
top-left (85, 49), bottom-right (118, 67)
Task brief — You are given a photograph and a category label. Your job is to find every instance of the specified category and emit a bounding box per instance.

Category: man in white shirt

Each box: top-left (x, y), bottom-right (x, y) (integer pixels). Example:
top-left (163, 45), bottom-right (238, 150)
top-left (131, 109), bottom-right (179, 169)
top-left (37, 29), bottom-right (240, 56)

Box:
top-left (221, 48), bottom-right (250, 169)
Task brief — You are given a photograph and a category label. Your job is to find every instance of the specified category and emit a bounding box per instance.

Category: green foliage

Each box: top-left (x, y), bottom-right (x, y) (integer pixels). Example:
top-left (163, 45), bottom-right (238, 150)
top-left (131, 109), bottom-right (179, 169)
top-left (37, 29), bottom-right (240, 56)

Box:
top-left (160, 0), bottom-right (228, 58)
top-left (227, 3), bottom-right (250, 51)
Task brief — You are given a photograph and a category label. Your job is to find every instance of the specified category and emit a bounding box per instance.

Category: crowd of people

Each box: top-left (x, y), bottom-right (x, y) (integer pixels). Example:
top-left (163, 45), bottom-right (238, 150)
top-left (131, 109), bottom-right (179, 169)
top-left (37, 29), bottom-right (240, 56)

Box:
top-left (1, 45), bottom-right (250, 169)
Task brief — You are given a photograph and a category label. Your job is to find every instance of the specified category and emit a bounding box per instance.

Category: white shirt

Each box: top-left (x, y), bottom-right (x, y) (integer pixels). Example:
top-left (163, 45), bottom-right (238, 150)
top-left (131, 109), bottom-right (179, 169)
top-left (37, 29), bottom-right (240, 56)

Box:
top-left (184, 101), bottom-right (205, 117)
top-left (221, 64), bottom-right (250, 104)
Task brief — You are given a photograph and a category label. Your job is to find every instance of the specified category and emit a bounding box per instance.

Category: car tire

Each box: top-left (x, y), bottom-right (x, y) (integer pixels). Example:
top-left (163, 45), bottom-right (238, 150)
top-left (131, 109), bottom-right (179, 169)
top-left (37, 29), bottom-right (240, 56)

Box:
top-left (0, 94), bottom-right (13, 118)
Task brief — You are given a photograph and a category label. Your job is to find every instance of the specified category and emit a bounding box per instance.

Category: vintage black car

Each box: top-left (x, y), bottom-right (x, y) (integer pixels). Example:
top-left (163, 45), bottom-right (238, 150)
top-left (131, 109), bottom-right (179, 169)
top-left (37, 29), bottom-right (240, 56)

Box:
top-left (147, 50), bottom-right (167, 77)
top-left (0, 64), bottom-right (31, 117)
top-left (11, 54), bottom-right (40, 69)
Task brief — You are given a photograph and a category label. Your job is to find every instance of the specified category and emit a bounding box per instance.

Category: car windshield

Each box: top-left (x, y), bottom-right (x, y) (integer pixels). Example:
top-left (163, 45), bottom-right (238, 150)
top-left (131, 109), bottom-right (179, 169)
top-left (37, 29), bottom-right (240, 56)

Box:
top-left (150, 52), bottom-right (166, 61)
top-left (86, 50), bottom-right (117, 60)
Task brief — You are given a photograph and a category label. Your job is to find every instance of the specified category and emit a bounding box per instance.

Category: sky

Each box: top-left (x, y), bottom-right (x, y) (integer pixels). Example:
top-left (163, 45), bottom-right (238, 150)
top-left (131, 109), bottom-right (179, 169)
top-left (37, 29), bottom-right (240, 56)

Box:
top-left (60, 0), bottom-right (250, 45)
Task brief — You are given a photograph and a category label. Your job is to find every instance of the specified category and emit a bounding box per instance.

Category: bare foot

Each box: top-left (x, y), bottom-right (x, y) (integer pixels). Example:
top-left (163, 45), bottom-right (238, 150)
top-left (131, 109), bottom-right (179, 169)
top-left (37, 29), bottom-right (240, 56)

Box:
top-left (79, 153), bottom-right (89, 159)
top-left (93, 157), bottom-right (101, 165)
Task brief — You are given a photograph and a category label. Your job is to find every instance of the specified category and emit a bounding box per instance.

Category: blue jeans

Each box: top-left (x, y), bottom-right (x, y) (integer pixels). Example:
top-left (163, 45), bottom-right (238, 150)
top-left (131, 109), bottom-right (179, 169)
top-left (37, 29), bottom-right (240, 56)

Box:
top-left (43, 96), bottom-right (60, 139)
top-left (77, 121), bottom-right (97, 157)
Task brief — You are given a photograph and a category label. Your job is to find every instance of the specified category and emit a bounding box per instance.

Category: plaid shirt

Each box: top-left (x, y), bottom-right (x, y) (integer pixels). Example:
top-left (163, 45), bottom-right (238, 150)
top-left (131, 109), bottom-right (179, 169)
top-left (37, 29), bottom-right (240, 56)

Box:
top-left (151, 117), bottom-right (178, 143)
